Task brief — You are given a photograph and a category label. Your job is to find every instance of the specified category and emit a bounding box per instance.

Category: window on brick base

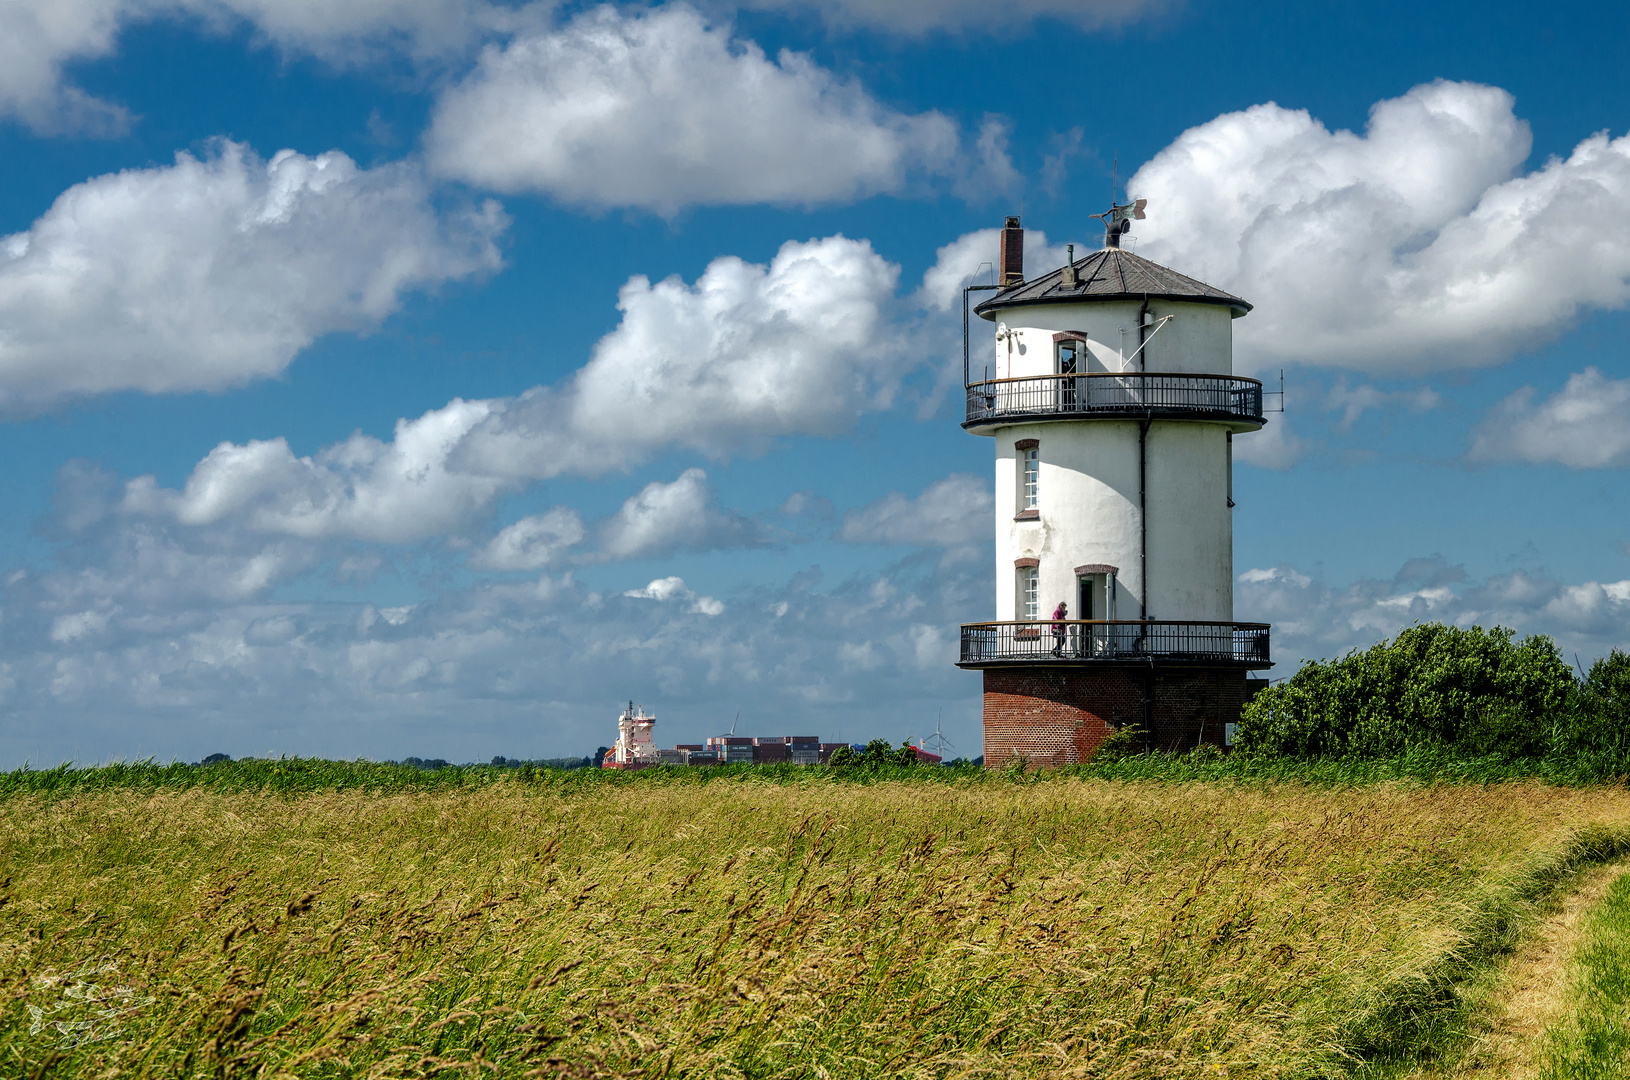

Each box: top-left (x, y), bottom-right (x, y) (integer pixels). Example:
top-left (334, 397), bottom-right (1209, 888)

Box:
top-left (1019, 566), bottom-right (1039, 621)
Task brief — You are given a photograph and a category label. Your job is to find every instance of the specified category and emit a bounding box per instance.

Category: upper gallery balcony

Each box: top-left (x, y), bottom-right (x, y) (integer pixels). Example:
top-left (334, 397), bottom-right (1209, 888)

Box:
top-left (964, 372), bottom-right (1265, 431)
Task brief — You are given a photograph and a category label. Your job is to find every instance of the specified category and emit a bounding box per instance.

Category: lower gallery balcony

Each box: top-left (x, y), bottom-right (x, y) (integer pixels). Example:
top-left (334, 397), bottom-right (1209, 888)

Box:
top-left (959, 620), bottom-right (1271, 669)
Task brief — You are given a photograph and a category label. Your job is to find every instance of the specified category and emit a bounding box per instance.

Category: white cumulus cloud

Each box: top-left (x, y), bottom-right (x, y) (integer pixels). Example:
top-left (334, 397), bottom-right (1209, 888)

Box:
top-left (455, 233), bottom-right (908, 478)
top-left (0, 0), bottom-right (1167, 140)
top-left (915, 226), bottom-right (1070, 313)
top-left (0, 0), bottom-right (534, 135)
top-left (123, 398), bottom-right (510, 543)
top-left (50, 609), bottom-right (113, 644)
top-left (840, 473), bottom-right (991, 547)
top-left (1129, 80), bottom-right (1630, 374)
top-left (56, 220), bottom-right (1049, 591)
top-left (0, 550), bottom-right (991, 767)
top-left (0, 0), bottom-right (133, 134)
top-left (425, 4), bottom-right (966, 213)
top-left (39, 507), bottom-right (324, 613)
top-left (472, 508), bottom-right (585, 571)
top-left (1239, 555), bottom-right (1630, 671)
top-left (1469, 367), bottom-right (1630, 468)
top-left (596, 469), bottom-right (762, 561)
top-left (0, 141), bottom-right (505, 411)
top-left (623, 575), bottom-right (724, 615)
top-left (88, 229), bottom-right (931, 556)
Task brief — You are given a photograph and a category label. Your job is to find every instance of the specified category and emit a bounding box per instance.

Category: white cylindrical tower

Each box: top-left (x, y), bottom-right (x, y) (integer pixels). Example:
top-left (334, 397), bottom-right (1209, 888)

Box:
top-left (958, 214), bottom-right (1271, 766)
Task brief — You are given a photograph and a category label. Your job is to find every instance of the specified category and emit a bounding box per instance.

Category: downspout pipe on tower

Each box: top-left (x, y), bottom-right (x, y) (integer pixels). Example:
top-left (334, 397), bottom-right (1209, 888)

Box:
top-left (1136, 295), bottom-right (1151, 622)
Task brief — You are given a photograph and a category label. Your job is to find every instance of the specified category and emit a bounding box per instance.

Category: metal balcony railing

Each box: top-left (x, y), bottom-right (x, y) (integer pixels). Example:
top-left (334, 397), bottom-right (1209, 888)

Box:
top-left (958, 620), bottom-right (1271, 667)
top-left (964, 372), bottom-right (1264, 427)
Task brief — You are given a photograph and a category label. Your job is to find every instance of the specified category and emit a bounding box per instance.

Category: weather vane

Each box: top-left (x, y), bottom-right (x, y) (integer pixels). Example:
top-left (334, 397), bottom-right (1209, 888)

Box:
top-left (1091, 197), bottom-right (1148, 244)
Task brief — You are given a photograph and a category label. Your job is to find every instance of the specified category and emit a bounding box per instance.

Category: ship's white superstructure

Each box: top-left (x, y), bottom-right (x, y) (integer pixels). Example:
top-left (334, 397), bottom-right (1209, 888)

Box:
top-left (607, 701), bottom-right (657, 767)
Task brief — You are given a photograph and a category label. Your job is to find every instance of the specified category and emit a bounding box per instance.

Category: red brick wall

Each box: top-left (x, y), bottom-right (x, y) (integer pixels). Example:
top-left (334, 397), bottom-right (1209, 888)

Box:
top-left (983, 667), bottom-right (1247, 767)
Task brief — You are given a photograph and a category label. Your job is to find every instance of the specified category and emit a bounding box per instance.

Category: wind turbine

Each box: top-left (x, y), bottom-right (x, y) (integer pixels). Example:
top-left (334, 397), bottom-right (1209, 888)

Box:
top-left (924, 709), bottom-right (954, 757)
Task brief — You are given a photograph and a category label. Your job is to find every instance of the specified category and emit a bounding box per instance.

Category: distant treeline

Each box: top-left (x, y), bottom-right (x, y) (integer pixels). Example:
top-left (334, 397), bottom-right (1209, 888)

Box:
top-left (0, 757), bottom-right (1004, 799)
top-left (194, 751), bottom-right (614, 772)
top-left (488, 753), bottom-right (607, 772)
top-left (1238, 623), bottom-right (1630, 766)
top-left (179, 746), bottom-right (983, 776)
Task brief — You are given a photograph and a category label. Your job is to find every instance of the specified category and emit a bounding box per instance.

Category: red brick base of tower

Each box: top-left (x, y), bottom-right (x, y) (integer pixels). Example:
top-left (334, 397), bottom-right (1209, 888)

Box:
top-left (982, 666), bottom-right (1249, 768)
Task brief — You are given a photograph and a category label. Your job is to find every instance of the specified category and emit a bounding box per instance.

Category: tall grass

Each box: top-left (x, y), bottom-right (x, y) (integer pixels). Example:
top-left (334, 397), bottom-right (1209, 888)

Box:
top-left (4, 778), bottom-right (1630, 1077)
top-left (1074, 746), bottom-right (1630, 788)
top-left (0, 758), bottom-right (519, 799)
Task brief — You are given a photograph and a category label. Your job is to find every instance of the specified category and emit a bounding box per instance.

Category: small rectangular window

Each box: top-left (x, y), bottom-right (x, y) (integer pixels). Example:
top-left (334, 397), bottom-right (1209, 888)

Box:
top-left (1022, 448), bottom-right (1039, 509)
top-left (1019, 566), bottom-right (1039, 621)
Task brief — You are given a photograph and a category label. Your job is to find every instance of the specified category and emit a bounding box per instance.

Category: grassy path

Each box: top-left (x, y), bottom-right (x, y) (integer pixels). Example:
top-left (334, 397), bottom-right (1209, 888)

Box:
top-left (1537, 863), bottom-right (1630, 1078)
top-left (1403, 861), bottom-right (1629, 1079)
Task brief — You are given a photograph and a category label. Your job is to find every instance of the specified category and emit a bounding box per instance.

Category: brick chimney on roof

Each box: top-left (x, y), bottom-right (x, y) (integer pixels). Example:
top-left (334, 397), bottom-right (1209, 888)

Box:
top-left (999, 216), bottom-right (1024, 287)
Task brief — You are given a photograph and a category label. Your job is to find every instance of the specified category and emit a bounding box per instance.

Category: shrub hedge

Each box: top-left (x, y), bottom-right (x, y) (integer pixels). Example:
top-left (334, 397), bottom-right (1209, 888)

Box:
top-left (1237, 623), bottom-right (1630, 762)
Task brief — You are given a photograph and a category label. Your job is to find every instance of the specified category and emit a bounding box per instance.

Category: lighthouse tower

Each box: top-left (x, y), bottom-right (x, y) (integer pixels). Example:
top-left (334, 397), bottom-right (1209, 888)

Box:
top-left (958, 211), bottom-right (1271, 766)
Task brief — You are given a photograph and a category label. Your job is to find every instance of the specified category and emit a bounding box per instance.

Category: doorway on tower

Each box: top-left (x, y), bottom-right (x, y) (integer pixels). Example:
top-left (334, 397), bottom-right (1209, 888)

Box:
top-left (1074, 565), bottom-right (1118, 658)
top-left (1055, 335), bottom-right (1082, 411)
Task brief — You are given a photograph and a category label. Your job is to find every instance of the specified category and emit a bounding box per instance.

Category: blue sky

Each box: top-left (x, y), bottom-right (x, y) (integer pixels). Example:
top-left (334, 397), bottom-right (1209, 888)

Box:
top-left (1, 0), bottom-right (1628, 766)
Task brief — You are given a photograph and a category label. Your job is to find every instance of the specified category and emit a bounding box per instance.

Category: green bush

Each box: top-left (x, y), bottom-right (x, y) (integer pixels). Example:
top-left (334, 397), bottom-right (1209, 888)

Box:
top-left (1553, 649), bottom-right (1630, 760)
top-left (827, 740), bottom-right (922, 771)
top-left (1089, 725), bottom-right (1147, 763)
top-left (862, 738), bottom-right (894, 767)
top-left (1236, 623), bottom-right (1573, 760)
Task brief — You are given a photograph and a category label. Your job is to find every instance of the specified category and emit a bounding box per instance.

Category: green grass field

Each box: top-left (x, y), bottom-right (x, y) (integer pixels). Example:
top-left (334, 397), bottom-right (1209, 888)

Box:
top-left (4, 764), bottom-right (1630, 1078)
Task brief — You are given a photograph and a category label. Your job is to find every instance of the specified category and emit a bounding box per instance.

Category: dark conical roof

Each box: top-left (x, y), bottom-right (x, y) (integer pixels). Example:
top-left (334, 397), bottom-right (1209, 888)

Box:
top-left (973, 246), bottom-right (1250, 319)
